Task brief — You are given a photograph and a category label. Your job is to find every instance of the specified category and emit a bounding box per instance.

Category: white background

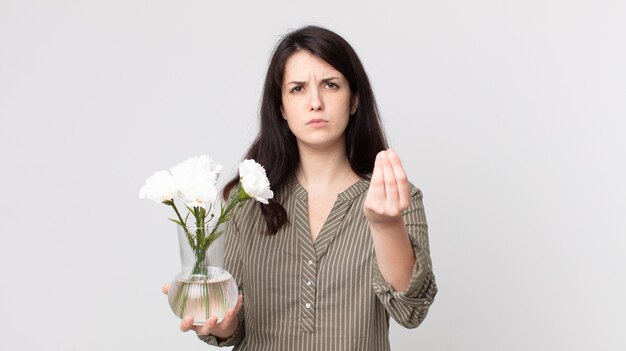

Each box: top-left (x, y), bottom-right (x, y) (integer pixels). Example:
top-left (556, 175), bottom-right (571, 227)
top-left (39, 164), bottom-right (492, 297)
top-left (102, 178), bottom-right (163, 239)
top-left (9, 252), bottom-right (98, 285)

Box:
top-left (1, 1), bottom-right (625, 350)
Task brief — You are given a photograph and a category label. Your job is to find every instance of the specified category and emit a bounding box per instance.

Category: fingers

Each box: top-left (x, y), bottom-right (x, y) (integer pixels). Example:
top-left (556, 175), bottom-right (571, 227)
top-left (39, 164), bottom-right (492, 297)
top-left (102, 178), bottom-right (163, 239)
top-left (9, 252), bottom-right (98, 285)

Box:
top-left (212, 294), bottom-right (243, 332)
top-left (162, 283), bottom-right (169, 295)
top-left (181, 315), bottom-right (218, 335)
top-left (370, 151), bottom-right (386, 201)
top-left (180, 316), bottom-right (196, 332)
top-left (196, 316), bottom-right (218, 335)
top-left (367, 148), bottom-right (410, 217)
top-left (387, 148), bottom-right (410, 209)
top-left (380, 151), bottom-right (399, 206)
top-left (179, 295), bottom-right (244, 336)
top-left (233, 294), bottom-right (244, 314)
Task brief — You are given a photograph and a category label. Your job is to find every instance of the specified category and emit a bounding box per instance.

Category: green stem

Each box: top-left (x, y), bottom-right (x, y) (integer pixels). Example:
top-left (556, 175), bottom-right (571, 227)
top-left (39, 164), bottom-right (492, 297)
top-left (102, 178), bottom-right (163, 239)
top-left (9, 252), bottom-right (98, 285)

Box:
top-left (192, 249), bottom-right (207, 276)
top-left (169, 201), bottom-right (196, 250)
top-left (199, 189), bottom-right (245, 251)
top-left (171, 201), bottom-right (186, 225)
top-left (192, 207), bottom-right (207, 276)
top-left (189, 186), bottom-right (250, 277)
top-left (217, 184), bottom-right (248, 226)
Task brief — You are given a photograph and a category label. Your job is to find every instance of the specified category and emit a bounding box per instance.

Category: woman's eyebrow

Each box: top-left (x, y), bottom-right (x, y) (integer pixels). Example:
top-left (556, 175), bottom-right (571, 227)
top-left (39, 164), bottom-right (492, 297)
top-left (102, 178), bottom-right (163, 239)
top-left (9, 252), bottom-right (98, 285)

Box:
top-left (285, 80), bottom-right (306, 85)
top-left (285, 77), bottom-right (341, 85)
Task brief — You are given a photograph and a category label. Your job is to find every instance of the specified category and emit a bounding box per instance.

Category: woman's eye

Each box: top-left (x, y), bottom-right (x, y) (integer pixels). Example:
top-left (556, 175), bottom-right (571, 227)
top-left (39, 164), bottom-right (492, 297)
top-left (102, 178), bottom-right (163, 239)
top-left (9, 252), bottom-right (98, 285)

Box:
top-left (326, 82), bottom-right (338, 89)
top-left (290, 85), bottom-right (303, 93)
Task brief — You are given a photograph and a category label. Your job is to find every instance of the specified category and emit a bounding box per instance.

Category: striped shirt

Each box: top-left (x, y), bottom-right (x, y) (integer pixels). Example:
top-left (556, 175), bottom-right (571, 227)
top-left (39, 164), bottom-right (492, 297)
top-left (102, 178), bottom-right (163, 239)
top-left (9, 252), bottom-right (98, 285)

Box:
top-left (200, 175), bottom-right (437, 350)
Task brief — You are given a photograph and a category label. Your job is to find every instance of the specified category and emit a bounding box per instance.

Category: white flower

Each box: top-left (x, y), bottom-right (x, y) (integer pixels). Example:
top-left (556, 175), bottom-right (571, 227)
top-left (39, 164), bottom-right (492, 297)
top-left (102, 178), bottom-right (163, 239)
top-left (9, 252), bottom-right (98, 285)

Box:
top-left (239, 159), bottom-right (274, 204)
top-left (139, 170), bottom-right (177, 204)
top-left (171, 155), bottom-right (223, 208)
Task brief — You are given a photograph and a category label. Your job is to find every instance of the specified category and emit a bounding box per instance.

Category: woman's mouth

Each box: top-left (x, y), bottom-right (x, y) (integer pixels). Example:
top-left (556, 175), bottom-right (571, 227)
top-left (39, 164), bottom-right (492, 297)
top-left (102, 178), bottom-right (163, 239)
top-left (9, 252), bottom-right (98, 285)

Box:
top-left (307, 118), bottom-right (328, 127)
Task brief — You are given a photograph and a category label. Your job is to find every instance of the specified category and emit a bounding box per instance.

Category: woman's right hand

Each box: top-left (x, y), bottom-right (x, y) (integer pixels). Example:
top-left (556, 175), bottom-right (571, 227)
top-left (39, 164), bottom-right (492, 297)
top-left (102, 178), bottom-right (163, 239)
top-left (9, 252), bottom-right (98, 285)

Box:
top-left (162, 283), bottom-right (244, 338)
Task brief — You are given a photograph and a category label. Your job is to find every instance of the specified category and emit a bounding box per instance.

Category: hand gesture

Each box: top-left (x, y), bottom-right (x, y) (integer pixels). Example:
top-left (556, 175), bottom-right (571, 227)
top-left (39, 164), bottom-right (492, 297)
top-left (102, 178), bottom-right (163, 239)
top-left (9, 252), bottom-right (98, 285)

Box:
top-left (363, 148), bottom-right (410, 226)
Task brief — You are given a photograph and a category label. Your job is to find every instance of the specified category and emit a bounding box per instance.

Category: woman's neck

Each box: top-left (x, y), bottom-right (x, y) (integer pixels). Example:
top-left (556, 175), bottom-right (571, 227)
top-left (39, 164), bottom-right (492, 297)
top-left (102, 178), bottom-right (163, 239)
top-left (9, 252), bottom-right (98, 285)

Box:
top-left (295, 144), bottom-right (360, 192)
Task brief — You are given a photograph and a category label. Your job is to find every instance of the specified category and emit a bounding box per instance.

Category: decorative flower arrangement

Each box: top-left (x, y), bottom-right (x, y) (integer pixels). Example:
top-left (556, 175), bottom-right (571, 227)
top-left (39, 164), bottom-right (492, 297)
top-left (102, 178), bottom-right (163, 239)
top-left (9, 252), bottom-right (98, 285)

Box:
top-left (140, 155), bottom-right (273, 273)
top-left (139, 155), bottom-right (273, 322)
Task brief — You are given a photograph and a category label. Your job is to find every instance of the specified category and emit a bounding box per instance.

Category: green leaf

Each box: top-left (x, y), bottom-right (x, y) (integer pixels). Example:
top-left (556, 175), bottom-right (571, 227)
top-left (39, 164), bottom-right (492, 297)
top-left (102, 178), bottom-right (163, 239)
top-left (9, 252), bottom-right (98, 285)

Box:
top-left (168, 218), bottom-right (183, 226)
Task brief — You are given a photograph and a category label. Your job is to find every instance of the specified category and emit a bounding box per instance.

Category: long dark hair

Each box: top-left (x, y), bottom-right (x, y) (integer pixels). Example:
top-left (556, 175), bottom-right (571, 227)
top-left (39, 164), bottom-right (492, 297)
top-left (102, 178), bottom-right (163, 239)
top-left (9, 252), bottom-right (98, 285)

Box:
top-left (223, 25), bottom-right (388, 234)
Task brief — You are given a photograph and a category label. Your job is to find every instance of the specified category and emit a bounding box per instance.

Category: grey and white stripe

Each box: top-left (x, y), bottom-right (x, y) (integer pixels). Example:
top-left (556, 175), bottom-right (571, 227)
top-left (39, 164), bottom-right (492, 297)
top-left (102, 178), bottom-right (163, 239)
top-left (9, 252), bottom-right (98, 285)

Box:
top-left (200, 175), bottom-right (437, 350)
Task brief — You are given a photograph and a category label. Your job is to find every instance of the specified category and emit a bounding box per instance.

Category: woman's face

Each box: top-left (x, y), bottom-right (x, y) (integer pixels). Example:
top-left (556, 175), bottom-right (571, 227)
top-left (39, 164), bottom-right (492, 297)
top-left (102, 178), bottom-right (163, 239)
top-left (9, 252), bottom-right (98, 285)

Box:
top-left (281, 50), bottom-right (358, 151)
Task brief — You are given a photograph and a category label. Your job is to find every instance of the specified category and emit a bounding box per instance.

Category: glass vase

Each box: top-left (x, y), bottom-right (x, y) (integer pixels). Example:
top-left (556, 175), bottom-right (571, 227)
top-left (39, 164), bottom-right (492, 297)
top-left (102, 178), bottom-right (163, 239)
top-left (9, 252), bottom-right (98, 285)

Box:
top-left (167, 224), bottom-right (238, 325)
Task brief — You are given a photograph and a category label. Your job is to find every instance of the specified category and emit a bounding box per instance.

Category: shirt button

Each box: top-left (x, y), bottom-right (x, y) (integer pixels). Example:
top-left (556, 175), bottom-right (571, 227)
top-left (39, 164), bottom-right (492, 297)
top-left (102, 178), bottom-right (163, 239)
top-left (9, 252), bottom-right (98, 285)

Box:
top-left (306, 280), bottom-right (312, 286)
top-left (305, 303), bottom-right (311, 309)
top-left (307, 259), bottom-right (314, 265)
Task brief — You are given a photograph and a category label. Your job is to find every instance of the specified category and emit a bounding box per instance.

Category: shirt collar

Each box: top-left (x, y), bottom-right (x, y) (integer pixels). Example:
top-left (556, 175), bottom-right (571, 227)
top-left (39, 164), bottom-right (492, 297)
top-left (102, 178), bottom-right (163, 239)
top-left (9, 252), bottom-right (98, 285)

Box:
top-left (287, 173), bottom-right (371, 202)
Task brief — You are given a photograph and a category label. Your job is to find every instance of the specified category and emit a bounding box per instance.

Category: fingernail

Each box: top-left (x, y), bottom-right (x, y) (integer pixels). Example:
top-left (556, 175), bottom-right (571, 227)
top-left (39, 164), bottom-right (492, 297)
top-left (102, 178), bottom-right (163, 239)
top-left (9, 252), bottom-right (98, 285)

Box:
top-left (388, 148), bottom-right (397, 157)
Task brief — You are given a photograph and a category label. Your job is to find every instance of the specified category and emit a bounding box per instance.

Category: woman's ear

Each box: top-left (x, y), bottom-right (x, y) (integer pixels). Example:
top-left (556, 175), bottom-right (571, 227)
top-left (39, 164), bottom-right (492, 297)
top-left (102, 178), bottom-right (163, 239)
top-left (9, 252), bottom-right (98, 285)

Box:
top-left (281, 106), bottom-right (286, 120)
top-left (350, 94), bottom-right (360, 115)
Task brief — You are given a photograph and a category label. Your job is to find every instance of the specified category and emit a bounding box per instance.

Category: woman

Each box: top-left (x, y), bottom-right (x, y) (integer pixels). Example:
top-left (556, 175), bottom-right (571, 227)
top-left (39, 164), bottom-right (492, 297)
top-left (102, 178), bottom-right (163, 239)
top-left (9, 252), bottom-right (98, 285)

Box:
top-left (165, 25), bottom-right (437, 350)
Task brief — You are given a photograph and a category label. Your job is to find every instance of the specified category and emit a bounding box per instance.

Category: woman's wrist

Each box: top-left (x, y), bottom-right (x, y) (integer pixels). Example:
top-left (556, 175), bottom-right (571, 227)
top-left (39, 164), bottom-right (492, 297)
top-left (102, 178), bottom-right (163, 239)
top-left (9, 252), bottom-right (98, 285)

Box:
top-left (368, 216), bottom-right (405, 234)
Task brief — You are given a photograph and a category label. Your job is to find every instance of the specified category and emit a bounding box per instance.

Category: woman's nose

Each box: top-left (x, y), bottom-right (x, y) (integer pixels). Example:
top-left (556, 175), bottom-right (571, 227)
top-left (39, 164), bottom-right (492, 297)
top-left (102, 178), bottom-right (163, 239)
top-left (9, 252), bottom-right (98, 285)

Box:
top-left (309, 89), bottom-right (323, 111)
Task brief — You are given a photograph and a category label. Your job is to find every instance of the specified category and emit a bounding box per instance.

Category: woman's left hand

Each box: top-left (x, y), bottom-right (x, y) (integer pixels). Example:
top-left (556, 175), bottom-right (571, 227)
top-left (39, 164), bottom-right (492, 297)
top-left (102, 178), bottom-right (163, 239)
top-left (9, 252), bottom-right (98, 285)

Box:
top-left (363, 148), bottom-right (410, 226)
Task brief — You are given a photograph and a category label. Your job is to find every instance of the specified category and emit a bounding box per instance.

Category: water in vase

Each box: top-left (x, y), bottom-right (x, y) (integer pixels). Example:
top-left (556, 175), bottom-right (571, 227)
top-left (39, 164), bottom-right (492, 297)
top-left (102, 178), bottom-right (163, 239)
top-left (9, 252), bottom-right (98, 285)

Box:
top-left (168, 266), bottom-right (238, 325)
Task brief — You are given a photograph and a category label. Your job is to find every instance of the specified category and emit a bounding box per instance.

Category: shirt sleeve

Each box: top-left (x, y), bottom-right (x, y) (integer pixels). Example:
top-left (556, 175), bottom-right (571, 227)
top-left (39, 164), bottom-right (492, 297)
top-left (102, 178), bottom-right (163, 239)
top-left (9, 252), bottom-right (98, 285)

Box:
top-left (371, 185), bottom-right (438, 329)
top-left (198, 209), bottom-right (247, 347)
